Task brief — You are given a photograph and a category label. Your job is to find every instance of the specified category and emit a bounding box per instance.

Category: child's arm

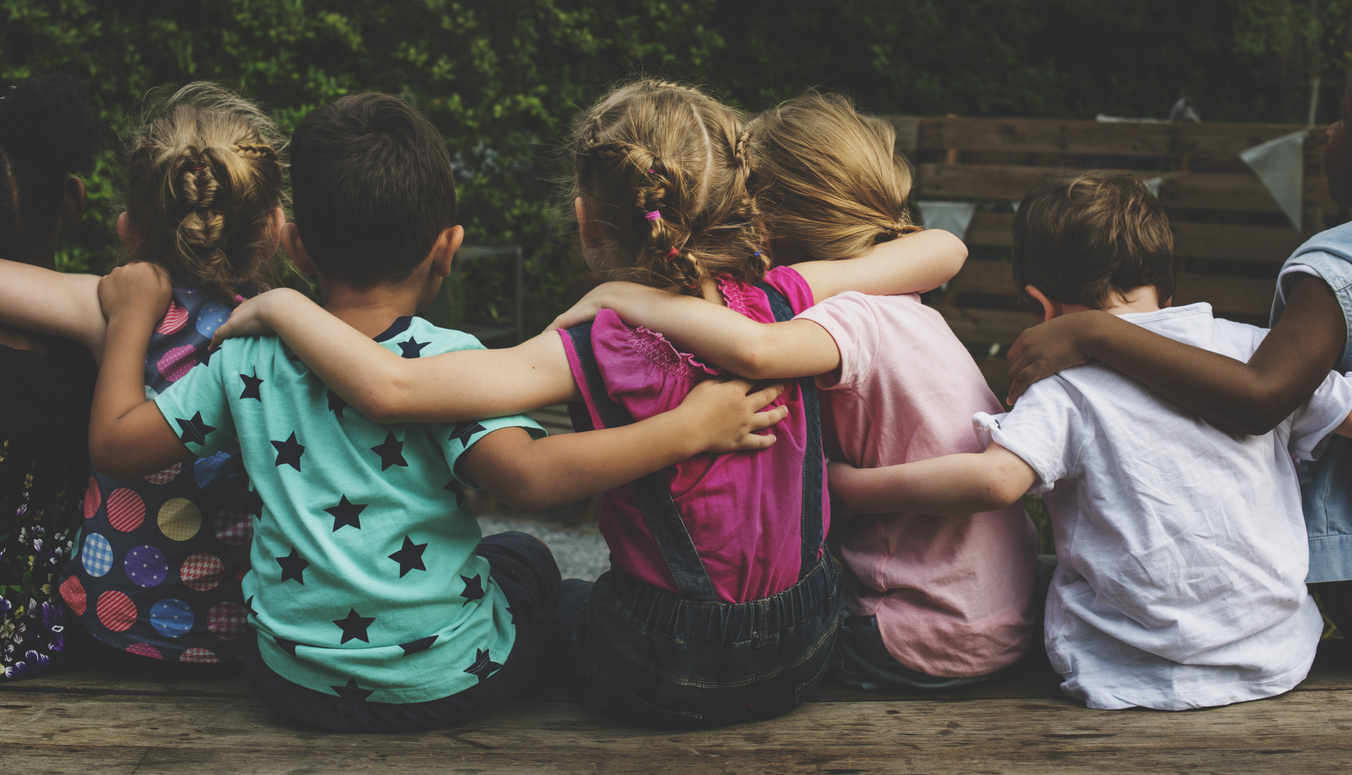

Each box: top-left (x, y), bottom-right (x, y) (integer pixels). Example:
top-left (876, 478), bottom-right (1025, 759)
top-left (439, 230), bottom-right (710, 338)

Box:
top-left (0, 258), bottom-right (107, 360)
top-left (459, 378), bottom-right (788, 511)
top-left (87, 263), bottom-right (193, 478)
top-left (211, 288), bottom-right (580, 424)
top-left (791, 228), bottom-right (968, 302)
top-left (1005, 274), bottom-right (1346, 435)
top-left (828, 443), bottom-right (1037, 518)
top-left (552, 282), bottom-right (839, 381)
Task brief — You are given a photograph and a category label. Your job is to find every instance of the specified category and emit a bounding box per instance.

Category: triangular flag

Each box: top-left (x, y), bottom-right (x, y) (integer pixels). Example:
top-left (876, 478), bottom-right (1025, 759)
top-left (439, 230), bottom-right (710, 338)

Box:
top-left (915, 201), bottom-right (977, 241)
top-left (1144, 177), bottom-right (1163, 198)
top-left (1239, 129), bottom-right (1305, 230)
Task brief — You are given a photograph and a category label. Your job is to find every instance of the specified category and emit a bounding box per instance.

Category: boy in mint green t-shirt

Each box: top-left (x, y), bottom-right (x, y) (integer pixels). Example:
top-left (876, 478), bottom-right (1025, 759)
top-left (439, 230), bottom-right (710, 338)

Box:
top-left (85, 94), bottom-right (785, 732)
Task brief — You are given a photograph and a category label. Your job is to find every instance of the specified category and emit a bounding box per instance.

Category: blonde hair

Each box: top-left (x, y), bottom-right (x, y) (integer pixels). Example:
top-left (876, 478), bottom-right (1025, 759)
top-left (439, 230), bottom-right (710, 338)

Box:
top-left (749, 91), bottom-right (920, 263)
top-left (571, 80), bottom-right (768, 293)
top-left (122, 82), bottom-right (285, 301)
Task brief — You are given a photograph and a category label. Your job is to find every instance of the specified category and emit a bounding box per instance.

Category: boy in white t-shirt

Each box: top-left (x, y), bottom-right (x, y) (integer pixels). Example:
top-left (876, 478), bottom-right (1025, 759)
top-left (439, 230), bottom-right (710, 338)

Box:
top-left (830, 171), bottom-right (1352, 710)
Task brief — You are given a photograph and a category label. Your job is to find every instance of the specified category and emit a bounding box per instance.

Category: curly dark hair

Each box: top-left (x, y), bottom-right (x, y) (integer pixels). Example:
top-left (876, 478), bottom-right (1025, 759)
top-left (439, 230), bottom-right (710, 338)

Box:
top-left (0, 75), bottom-right (102, 259)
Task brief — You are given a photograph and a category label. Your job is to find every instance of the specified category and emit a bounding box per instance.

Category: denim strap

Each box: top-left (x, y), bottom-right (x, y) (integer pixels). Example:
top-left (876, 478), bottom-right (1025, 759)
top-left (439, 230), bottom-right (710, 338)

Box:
top-left (565, 322), bottom-right (719, 601)
top-left (753, 281), bottom-right (824, 579)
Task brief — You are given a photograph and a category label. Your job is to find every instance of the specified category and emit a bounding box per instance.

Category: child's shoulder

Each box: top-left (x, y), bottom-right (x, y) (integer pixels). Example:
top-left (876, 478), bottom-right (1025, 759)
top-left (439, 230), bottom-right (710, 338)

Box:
top-left (375, 316), bottom-right (488, 360)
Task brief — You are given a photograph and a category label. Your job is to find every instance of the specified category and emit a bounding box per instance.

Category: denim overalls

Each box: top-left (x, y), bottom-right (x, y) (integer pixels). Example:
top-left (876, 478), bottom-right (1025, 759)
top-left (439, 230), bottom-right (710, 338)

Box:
top-left (553, 282), bottom-right (842, 729)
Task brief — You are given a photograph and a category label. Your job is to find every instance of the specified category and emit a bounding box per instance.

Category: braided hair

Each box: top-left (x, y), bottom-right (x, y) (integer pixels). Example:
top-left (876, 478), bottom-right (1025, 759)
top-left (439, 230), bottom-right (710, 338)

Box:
top-left (0, 75), bottom-right (101, 261)
top-left (748, 91), bottom-right (922, 263)
top-left (121, 83), bottom-right (286, 302)
top-left (571, 80), bottom-right (769, 294)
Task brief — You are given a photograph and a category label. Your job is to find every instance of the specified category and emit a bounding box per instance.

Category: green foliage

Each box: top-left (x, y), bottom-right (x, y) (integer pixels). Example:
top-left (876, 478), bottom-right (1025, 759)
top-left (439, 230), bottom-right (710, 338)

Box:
top-left (4, 0), bottom-right (1351, 331)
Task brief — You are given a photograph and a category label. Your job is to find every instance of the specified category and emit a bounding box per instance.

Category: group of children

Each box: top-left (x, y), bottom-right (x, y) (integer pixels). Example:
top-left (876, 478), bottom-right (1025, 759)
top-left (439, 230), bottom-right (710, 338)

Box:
top-left (1, 68), bottom-right (1351, 731)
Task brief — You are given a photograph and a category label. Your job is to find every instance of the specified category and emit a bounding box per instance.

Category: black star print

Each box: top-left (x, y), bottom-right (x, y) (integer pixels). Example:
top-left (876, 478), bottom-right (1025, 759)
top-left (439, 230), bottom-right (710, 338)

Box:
top-left (460, 574), bottom-right (485, 605)
top-left (244, 596), bottom-right (257, 617)
top-left (199, 347), bottom-right (214, 367)
top-left (400, 636), bottom-right (437, 655)
top-left (451, 422), bottom-right (486, 447)
top-left (272, 432), bottom-right (305, 471)
top-left (276, 548), bottom-right (309, 584)
top-left (331, 677), bottom-right (374, 701)
top-left (398, 337), bottom-right (428, 358)
top-left (239, 371), bottom-right (263, 401)
top-left (274, 636), bottom-right (300, 657)
top-left (443, 479), bottom-right (464, 505)
top-left (248, 489), bottom-right (265, 520)
top-left (506, 604), bottom-right (517, 625)
top-left (464, 648), bottom-right (502, 683)
top-left (334, 608), bottom-right (376, 644)
top-left (388, 536), bottom-right (428, 578)
top-left (327, 389), bottom-right (348, 419)
top-left (371, 431), bottom-right (408, 470)
top-left (324, 496), bottom-right (367, 532)
top-left (175, 411), bottom-right (216, 446)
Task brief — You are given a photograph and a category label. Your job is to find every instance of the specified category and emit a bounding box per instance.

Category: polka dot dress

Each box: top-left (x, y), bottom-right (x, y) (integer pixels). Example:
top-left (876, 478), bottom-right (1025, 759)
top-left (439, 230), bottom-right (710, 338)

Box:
top-left (58, 288), bottom-right (252, 664)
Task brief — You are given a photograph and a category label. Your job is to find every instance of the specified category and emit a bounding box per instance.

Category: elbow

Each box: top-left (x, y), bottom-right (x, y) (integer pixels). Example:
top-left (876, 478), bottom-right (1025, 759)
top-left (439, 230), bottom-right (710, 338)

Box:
top-left (489, 480), bottom-right (557, 513)
top-left (976, 463), bottom-right (1029, 511)
top-left (727, 336), bottom-right (779, 381)
top-left (89, 437), bottom-right (136, 480)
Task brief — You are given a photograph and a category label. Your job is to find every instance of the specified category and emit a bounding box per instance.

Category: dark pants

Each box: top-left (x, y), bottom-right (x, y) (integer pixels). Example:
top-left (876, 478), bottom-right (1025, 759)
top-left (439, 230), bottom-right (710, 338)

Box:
top-left (830, 614), bottom-right (994, 690)
top-left (553, 553), bottom-right (842, 730)
top-left (244, 531), bottom-right (561, 733)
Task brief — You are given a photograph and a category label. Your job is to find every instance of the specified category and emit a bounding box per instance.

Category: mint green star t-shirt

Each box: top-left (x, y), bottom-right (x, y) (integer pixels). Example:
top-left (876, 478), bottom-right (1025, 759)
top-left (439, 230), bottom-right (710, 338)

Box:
top-left (153, 316), bottom-right (544, 703)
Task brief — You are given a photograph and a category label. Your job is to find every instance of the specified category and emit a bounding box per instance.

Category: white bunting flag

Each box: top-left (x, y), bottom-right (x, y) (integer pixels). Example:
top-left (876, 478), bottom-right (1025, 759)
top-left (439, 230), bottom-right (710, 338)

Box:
top-left (1145, 177), bottom-right (1163, 199)
top-left (1239, 129), bottom-right (1306, 230)
top-left (915, 201), bottom-right (978, 241)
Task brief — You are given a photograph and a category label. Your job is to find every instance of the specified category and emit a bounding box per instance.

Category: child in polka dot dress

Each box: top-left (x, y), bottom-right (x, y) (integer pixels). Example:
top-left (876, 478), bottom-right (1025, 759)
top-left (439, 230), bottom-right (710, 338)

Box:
top-left (0, 83), bottom-right (290, 672)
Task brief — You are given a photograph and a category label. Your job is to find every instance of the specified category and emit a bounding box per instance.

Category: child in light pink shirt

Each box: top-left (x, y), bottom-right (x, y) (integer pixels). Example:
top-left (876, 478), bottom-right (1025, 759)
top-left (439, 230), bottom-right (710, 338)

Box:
top-left (559, 92), bottom-right (1037, 687)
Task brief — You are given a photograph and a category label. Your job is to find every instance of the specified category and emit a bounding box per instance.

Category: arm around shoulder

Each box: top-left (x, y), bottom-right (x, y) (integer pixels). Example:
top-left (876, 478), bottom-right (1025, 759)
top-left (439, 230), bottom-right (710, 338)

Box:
top-left (829, 442), bottom-right (1036, 517)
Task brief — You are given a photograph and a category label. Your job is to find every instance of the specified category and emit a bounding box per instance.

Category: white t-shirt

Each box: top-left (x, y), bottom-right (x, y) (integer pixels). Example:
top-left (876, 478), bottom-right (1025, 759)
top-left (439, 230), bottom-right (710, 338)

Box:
top-left (983, 303), bottom-right (1352, 710)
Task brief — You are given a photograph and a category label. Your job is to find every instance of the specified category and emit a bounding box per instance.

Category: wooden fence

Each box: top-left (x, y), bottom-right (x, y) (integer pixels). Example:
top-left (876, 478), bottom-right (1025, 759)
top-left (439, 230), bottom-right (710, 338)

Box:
top-left (887, 115), bottom-right (1350, 393)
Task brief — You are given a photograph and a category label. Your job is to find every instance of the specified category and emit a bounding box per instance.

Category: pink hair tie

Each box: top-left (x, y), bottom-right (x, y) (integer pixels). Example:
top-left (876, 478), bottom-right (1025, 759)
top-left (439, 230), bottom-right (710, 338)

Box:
top-left (234, 294), bottom-right (246, 304)
top-left (645, 210), bottom-right (662, 221)
top-left (665, 247), bottom-right (679, 260)
top-left (647, 168), bottom-right (655, 174)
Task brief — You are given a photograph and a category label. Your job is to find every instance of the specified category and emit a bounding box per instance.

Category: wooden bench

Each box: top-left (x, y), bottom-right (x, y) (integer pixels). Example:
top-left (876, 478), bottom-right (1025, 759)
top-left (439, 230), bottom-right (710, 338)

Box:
top-left (885, 115), bottom-right (1351, 394)
top-left (5, 640), bottom-right (1351, 773)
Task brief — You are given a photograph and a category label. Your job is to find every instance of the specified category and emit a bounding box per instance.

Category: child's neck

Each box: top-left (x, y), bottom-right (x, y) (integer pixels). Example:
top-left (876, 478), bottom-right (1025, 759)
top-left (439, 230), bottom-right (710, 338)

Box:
top-left (1061, 286), bottom-right (1163, 318)
top-left (315, 275), bottom-right (430, 339)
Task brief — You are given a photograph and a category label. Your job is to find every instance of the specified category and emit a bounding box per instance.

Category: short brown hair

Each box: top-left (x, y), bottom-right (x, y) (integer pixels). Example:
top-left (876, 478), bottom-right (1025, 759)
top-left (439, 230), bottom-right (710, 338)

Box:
top-left (1012, 172), bottom-right (1175, 308)
top-left (571, 80), bottom-right (767, 293)
top-left (749, 91), bottom-right (919, 263)
top-left (291, 93), bottom-right (455, 285)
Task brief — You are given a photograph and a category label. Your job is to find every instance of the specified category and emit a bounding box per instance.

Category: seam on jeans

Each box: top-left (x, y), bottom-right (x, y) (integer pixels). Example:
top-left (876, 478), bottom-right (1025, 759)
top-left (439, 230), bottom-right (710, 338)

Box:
top-left (595, 610), bottom-right (839, 689)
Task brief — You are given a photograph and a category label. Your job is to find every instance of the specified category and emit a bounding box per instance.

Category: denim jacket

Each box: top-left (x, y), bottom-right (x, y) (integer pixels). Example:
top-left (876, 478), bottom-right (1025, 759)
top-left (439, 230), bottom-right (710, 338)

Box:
top-left (1272, 221), bottom-right (1352, 583)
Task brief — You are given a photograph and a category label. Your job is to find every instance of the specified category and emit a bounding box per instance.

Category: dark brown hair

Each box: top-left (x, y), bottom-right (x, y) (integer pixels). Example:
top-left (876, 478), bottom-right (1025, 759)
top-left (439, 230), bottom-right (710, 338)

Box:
top-left (1012, 172), bottom-right (1175, 308)
top-left (123, 83), bottom-right (286, 301)
top-left (748, 91), bottom-right (920, 263)
top-left (290, 93), bottom-right (456, 285)
top-left (571, 80), bottom-right (768, 293)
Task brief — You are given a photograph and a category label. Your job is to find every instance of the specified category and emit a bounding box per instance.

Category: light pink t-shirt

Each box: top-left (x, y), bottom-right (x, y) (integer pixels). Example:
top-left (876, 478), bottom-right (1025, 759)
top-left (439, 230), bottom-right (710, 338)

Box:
top-left (797, 292), bottom-right (1038, 677)
top-left (559, 267), bottom-right (827, 603)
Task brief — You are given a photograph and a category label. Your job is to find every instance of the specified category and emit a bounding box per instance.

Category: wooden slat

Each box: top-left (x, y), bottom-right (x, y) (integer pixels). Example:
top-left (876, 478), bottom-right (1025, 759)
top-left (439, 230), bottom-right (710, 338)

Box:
top-left (963, 212), bottom-right (1305, 264)
top-left (939, 306), bottom-right (1037, 347)
top-left (915, 163), bottom-right (1341, 215)
top-left (899, 116), bottom-right (1319, 159)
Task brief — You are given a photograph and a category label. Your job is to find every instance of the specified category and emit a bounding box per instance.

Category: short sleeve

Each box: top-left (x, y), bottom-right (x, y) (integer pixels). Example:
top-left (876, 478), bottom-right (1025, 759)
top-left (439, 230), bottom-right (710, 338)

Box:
top-left (794, 292), bottom-right (877, 391)
top-left (1289, 370), bottom-right (1352, 461)
top-left (152, 342), bottom-right (238, 457)
top-left (980, 379), bottom-right (1083, 493)
top-left (441, 414), bottom-right (546, 489)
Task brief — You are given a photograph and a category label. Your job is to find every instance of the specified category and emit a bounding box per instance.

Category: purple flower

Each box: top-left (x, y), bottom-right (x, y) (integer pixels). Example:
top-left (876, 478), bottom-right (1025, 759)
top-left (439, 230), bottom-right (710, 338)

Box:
top-left (4, 660), bottom-right (28, 679)
top-left (0, 597), bottom-right (11, 616)
top-left (23, 650), bottom-right (48, 671)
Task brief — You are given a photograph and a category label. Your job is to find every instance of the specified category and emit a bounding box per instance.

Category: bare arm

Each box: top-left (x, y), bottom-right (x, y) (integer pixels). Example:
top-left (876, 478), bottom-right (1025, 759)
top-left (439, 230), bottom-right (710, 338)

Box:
top-left (0, 258), bottom-right (107, 360)
top-left (212, 288), bottom-right (581, 424)
top-left (1005, 275), bottom-right (1346, 435)
top-left (828, 443), bottom-right (1036, 518)
top-left (792, 228), bottom-right (967, 302)
top-left (88, 264), bottom-right (191, 478)
top-left (461, 379), bottom-right (788, 511)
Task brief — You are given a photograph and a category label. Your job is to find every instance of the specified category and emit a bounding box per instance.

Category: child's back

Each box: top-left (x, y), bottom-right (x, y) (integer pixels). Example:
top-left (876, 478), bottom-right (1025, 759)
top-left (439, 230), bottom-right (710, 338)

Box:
top-left (986, 303), bottom-right (1344, 708)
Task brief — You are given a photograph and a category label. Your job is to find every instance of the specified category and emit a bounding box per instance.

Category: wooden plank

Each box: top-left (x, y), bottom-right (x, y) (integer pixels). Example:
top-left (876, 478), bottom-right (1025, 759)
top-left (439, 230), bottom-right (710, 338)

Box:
top-left (903, 116), bottom-right (1318, 160)
top-left (963, 212), bottom-right (1305, 264)
top-left (915, 163), bottom-right (1340, 215)
top-left (939, 306), bottom-right (1037, 346)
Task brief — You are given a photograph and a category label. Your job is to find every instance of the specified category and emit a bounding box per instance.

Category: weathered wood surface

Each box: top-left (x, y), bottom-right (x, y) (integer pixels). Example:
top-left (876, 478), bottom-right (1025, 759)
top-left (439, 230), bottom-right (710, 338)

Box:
top-left (5, 643), bottom-right (1350, 774)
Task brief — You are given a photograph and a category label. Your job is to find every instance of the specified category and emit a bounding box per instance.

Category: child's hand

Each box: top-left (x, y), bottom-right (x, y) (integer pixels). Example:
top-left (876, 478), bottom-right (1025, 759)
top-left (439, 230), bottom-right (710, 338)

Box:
top-left (97, 262), bottom-right (172, 325)
top-left (676, 376), bottom-right (788, 454)
top-left (209, 288), bottom-right (299, 349)
top-left (1005, 310), bottom-right (1109, 404)
top-left (547, 281), bottom-right (656, 331)
top-left (827, 461), bottom-right (863, 520)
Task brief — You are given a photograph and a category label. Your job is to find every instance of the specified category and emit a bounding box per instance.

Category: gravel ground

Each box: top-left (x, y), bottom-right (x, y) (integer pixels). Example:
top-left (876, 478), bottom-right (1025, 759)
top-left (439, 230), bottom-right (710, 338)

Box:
top-left (479, 514), bottom-right (610, 581)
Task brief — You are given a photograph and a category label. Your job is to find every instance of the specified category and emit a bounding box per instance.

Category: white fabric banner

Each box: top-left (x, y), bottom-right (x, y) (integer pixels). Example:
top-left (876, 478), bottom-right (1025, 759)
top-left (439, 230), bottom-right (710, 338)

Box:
top-left (1144, 177), bottom-right (1163, 199)
top-left (915, 201), bottom-right (978, 241)
top-left (1239, 129), bottom-right (1306, 230)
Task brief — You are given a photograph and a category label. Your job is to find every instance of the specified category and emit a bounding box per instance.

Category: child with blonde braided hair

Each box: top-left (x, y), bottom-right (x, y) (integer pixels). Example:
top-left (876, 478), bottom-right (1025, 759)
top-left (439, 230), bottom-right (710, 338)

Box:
top-left (209, 79), bottom-right (966, 727)
top-left (0, 81), bottom-right (288, 674)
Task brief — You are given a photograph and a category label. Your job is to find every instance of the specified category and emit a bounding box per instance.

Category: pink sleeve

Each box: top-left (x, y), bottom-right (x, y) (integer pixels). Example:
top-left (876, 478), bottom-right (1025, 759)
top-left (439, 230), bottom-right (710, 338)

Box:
top-left (762, 266), bottom-right (816, 315)
top-left (794, 292), bottom-right (882, 392)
